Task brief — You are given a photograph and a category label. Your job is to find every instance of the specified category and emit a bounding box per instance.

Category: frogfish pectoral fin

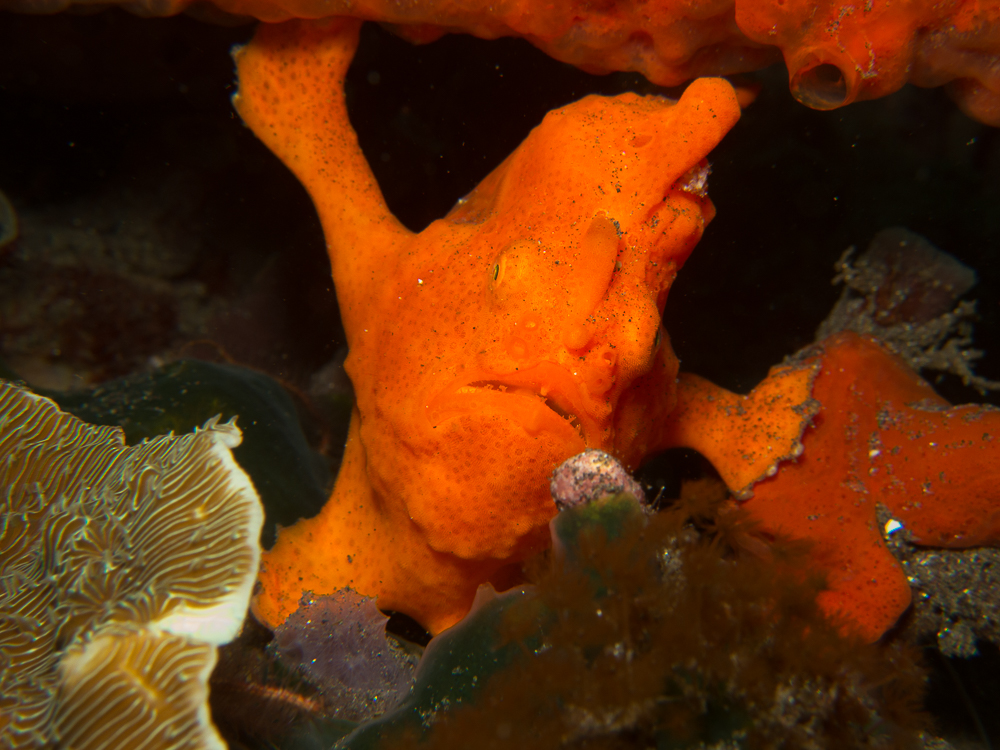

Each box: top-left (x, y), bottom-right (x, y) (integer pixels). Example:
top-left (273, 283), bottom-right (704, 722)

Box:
top-left (656, 362), bottom-right (820, 499)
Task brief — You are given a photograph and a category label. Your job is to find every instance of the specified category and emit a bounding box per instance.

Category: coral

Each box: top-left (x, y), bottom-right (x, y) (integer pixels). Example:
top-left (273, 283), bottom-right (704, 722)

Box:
top-left (0, 379), bottom-right (263, 749)
top-left (3, 0), bottom-right (999, 123)
top-left (816, 227), bottom-right (999, 394)
top-left (52, 358), bottom-right (331, 548)
top-left (339, 488), bottom-right (930, 749)
top-left (235, 17), bottom-right (808, 635)
top-left (739, 332), bottom-right (1000, 642)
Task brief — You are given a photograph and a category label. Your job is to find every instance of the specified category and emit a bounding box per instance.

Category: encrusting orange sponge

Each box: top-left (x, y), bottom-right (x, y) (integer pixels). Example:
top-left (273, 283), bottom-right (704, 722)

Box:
top-left (6, 0), bottom-right (999, 123)
top-left (739, 332), bottom-right (1000, 642)
top-left (233, 18), bottom-right (823, 634)
top-left (736, 0), bottom-right (1000, 124)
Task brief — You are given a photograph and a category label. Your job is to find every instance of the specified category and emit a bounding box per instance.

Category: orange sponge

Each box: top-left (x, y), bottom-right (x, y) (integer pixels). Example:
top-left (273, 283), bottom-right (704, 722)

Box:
top-left (743, 332), bottom-right (1000, 641)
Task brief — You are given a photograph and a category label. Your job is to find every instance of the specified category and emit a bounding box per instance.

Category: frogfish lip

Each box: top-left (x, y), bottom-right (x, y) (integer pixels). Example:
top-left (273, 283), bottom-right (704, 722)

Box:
top-left (426, 370), bottom-right (593, 447)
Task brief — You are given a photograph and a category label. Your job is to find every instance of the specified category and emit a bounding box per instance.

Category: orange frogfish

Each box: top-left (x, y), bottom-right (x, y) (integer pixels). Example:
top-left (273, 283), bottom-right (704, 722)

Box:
top-left (235, 17), bottom-right (1000, 643)
top-left (234, 18), bottom-right (822, 634)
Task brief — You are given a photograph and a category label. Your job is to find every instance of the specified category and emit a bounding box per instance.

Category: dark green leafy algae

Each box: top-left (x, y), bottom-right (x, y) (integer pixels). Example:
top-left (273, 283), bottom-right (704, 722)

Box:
top-left (346, 482), bottom-right (928, 750)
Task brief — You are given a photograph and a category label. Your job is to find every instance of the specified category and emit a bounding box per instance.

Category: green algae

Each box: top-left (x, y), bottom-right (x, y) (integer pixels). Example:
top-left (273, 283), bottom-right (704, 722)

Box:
top-left (328, 487), bottom-right (928, 750)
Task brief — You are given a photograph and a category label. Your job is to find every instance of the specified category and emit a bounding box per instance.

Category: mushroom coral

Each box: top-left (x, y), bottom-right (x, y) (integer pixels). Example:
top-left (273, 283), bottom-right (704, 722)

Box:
top-left (3, 0), bottom-right (998, 124)
top-left (0, 380), bottom-right (263, 749)
top-left (736, 332), bottom-right (1000, 643)
top-left (235, 18), bottom-right (822, 635)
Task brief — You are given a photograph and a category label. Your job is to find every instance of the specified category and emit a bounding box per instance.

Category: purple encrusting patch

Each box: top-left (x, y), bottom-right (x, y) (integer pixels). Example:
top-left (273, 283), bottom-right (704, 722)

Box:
top-left (272, 589), bottom-right (416, 721)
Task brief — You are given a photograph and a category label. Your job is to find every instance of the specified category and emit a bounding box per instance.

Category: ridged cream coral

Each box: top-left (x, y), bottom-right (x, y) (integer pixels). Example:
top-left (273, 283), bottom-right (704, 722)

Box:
top-left (0, 380), bottom-right (263, 749)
